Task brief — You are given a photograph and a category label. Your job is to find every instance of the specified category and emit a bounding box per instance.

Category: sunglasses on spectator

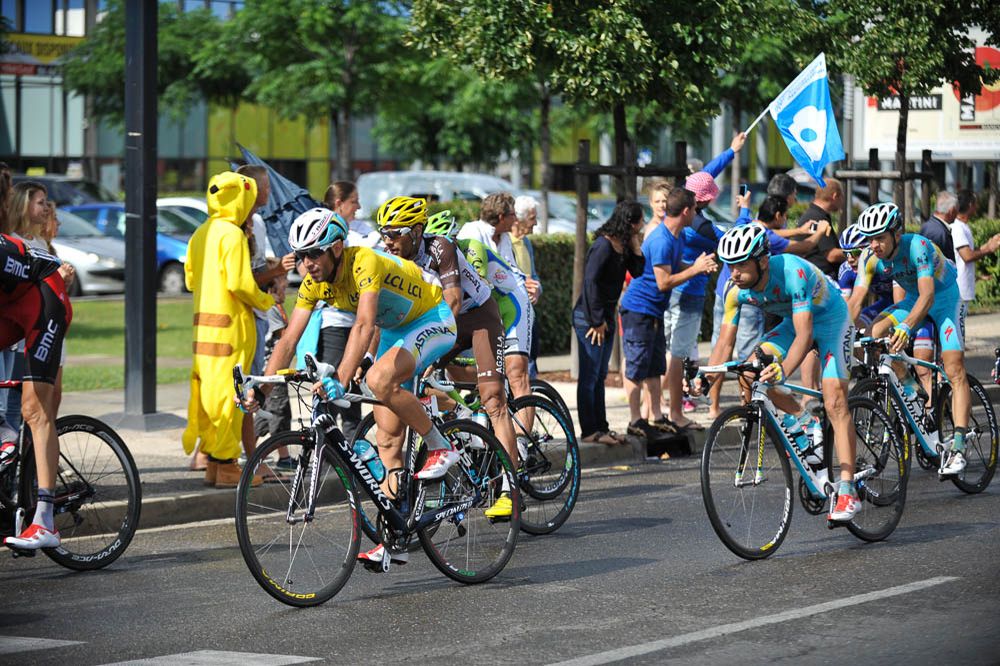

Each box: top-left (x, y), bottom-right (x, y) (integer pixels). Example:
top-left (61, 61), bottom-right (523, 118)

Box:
top-left (294, 245), bottom-right (331, 261)
top-left (379, 226), bottom-right (414, 241)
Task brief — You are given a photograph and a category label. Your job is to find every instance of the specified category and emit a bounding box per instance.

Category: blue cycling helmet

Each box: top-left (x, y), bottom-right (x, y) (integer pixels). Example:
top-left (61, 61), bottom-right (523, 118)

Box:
top-left (839, 224), bottom-right (867, 251)
top-left (288, 208), bottom-right (348, 252)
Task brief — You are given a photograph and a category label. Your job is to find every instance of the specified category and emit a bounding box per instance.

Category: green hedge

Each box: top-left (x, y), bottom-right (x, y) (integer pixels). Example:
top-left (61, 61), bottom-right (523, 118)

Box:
top-left (970, 218), bottom-right (1000, 311)
top-left (531, 233), bottom-right (577, 355)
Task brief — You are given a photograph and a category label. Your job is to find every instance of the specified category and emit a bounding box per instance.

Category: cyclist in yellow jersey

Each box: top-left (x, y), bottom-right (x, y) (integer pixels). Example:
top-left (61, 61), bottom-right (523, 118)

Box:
top-left (243, 208), bottom-right (459, 570)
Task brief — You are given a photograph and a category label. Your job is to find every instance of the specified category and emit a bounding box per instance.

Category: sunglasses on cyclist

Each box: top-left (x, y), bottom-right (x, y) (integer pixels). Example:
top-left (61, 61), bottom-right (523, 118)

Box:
top-left (294, 245), bottom-right (332, 261)
top-left (379, 226), bottom-right (414, 241)
top-left (844, 248), bottom-right (864, 257)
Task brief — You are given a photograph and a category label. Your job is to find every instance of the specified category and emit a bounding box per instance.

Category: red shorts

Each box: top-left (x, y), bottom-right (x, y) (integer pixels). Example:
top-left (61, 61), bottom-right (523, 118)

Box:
top-left (0, 272), bottom-right (72, 384)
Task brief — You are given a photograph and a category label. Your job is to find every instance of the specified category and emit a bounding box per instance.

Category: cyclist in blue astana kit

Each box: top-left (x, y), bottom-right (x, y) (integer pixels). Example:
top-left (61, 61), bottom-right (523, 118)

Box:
top-left (837, 224), bottom-right (894, 328)
top-left (848, 202), bottom-right (970, 476)
top-left (704, 224), bottom-right (861, 522)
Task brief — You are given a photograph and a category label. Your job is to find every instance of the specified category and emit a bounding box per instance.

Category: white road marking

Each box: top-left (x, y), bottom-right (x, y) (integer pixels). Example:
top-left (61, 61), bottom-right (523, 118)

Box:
top-left (102, 650), bottom-right (320, 665)
top-left (0, 636), bottom-right (83, 654)
top-left (547, 576), bottom-right (958, 666)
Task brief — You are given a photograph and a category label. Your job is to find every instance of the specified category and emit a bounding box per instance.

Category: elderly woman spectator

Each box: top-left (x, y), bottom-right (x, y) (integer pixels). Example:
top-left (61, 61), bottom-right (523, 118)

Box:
top-left (512, 195), bottom-right (543, 376)
top-left (573, 201), bottom-right (645, 445)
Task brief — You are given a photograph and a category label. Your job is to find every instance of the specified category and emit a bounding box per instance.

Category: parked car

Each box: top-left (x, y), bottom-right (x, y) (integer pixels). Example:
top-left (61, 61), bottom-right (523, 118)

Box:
top-left (356, 170), bottom-right (514, 222)
top-left (12, 174), bottom-right (117, 207)
top-left (63, 203), bottom-right (191, 295)
top-left (157, 196), bottom-right (209, 226)
top-left (52, 209), bottom-right (126, 296)
top-left (515, 190), bottom-right (603, 234)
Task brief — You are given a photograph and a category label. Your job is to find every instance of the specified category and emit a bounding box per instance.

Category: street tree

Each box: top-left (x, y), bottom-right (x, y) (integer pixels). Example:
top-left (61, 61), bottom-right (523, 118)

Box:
top-left (197, 0), bottom-right (408, 180)
top-left (61, 1), bottom-right (239, 126)
top-left (828, 0), bottom-right (1000, 206)
top-left (373, 57), bottom-right (535, 171)
top-left (715, 0), bottom-right (825, 211)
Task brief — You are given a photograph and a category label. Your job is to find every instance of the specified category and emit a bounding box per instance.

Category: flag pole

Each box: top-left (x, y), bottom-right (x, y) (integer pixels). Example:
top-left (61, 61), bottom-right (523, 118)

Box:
top-left (744, 105), bottom-right (770, 135)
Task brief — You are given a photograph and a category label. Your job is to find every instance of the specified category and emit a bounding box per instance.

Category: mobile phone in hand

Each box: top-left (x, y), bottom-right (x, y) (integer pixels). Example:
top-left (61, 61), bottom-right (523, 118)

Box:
top-left (739, 184), bottom-right (750, 197)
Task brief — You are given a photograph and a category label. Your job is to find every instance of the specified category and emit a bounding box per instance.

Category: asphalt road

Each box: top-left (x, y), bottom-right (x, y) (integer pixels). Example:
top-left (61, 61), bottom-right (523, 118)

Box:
top-left (1, 459), bottom-right (998, 665)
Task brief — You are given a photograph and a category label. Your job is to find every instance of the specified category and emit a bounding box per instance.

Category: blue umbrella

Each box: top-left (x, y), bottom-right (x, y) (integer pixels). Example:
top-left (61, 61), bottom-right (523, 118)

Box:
top-left (236, 143), bottom-right (322, 256)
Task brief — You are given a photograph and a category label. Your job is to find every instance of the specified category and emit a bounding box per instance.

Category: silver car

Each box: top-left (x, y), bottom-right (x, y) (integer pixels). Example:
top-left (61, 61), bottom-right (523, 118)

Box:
top-left (53, 209), bottom-right (126, 296)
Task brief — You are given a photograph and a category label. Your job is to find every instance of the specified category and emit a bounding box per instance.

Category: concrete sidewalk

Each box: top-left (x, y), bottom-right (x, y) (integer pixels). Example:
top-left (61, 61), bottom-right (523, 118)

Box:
top-left (55, 311), bottom-right (1000, 531)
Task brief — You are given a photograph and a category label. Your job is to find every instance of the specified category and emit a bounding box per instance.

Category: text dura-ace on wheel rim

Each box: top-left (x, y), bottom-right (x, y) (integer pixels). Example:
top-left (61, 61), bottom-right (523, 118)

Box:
top-left (235, 431), bottom-right (360, 607)
top-left (20, 415), bottom-right (142, 571)
top-left (701, 406), bottom-right (793, 560)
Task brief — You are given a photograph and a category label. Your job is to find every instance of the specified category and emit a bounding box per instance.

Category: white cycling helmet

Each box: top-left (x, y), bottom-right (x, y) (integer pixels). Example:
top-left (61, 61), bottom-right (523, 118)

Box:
top-left (288, 208), bottom-right (348, 252)
top-left (856, 202), bottom-right (901, 237)
top-left (718, 224), bottom-right (770, 264)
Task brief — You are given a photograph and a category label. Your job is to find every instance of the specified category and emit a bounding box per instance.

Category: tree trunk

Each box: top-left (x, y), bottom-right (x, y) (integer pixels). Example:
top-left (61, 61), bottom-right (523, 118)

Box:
top-left (336, 107), bottom-right (352, 181)
top-left (613, 102), bottom-right (628, 201)
top-left (894, 93), bottom-right (909, 219)
top-left (730, 101), bottom-right (742, 215)
top-left (538, 86), bottom-right (552, 234)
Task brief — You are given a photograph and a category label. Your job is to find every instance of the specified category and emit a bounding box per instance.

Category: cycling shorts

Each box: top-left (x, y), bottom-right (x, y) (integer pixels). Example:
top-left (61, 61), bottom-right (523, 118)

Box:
top-left (858, 296), bottom-right (894, 329)
top-left (0, 272), bottom-right (72, 384)
top-left (377, 300), bottom-right (457, 389)
top-left (435, 297), bottom-right (505, 384)
top-left (879, 289), bottom-right (965, 353)
top-left (759, 300), bottom-right (853, 381)
top-left (502, 290), bottom-right (534, 357)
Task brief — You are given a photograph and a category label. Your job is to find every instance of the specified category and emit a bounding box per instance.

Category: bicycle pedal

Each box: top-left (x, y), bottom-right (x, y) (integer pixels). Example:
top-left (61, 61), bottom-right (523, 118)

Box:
top-left (7, 545), bottom-right (37, 558)
top-left (826, 518), bottom-right (848, 530)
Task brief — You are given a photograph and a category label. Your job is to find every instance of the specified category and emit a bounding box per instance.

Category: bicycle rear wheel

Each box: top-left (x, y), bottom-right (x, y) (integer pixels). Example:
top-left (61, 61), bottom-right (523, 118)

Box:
top-left (20, 415), bottom-right (141, 571)
top-left (510, 394), bottom-right (580, 535)
top-left (701, 406), bottom-right (793, 560)
top-left (850, 378), bottom-right (921, 472)
top-left (936, 376), bottom-right (999, 494)
top-left (418, 419), bottom-right (520, 584)
top-left (235, 430), bottom-right (360, 607)
top-left (843, 396), bottom-right (907, 542)
top-left (530, 378), bottom-right (573, 425)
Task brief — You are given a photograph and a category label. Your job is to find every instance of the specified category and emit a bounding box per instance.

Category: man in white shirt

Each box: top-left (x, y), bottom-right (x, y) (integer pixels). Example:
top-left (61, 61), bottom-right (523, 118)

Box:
top-left (952, 189), bottom-right (1000, 307)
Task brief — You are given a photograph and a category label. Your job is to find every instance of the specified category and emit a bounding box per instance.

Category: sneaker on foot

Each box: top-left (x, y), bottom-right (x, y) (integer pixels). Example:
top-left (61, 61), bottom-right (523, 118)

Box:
top-left (274, 456), bottom-right (297, 472)
top-left (940, 449), bottom-right (967, 476)
top-left (357, 543), bottom-right (408, 569)
top-left (682, 398), bottom-right (697, 414)
top-left (484, 492), bottom-right (513, 519)
top-left (5, 523), bottom-right (60, 550)
top-left (415, 448), bottom-right (460, 480)
top-left (828, 493), bottom-right (861, 522)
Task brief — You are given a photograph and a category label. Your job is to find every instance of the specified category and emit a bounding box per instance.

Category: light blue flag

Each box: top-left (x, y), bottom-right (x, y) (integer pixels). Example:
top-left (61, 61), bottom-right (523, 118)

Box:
top-left (769, 53), bottom-right (845, 187)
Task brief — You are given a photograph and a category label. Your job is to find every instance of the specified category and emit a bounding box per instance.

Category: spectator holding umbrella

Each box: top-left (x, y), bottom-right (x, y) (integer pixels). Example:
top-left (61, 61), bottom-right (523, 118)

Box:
top-left (573, 201), bottom-right (645, 445)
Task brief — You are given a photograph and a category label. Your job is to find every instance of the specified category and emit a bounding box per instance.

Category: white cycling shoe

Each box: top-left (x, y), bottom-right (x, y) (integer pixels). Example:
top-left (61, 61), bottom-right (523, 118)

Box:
top-left (940, 449), bottom-right (967, 476)
top-left (414, 448), bottom-right (460, 480)
top-left (5, 524), bottom-right (60, 550)
top-left (357, 544), bottom-right (408, 572)
top-left (828, 493), bottom-right (861, 522)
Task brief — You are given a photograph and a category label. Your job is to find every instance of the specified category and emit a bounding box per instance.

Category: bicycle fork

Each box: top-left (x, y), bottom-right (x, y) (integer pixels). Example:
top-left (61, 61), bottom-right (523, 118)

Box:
top-left (734, 410), bottom-right (767, 488)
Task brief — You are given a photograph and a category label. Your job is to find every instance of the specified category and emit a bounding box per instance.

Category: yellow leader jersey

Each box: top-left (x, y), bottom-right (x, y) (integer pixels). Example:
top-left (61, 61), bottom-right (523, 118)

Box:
top-left (295, 246), bottom-right (442, 328)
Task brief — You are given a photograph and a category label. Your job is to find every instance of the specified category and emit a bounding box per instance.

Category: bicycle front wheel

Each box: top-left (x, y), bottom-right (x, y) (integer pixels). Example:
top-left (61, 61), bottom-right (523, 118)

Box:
top-left (418, 419), bottom-right (520, 584)
top-left (510, 394), bottom-right (580, 535)
top-left (20, 415), bottom-right (141, 571)
top-left (235, 430), bottom-right (361, 607)
top-left (936, 376), bottom-right (999, 494)
top-left (844, 396), bottom-right (907, 542)
top-left (701, 406), bottom-right (793, 560)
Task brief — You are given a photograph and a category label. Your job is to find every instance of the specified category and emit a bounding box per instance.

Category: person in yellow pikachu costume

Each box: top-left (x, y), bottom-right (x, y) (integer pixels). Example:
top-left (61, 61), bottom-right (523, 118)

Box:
top-left (182, 171), bottom-right (274, 487)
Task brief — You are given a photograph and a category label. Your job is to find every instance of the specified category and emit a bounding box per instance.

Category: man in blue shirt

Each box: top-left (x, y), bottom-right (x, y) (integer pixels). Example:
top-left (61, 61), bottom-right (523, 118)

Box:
top-left (661, 133), bottom-right (746, 427)
top-left (620, 188), bottom-right (717, 440)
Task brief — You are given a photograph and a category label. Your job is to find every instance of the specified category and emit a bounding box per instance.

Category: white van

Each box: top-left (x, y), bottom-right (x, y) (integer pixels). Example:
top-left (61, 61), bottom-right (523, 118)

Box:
top-left (356, 170), bottom-right (514, 221)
